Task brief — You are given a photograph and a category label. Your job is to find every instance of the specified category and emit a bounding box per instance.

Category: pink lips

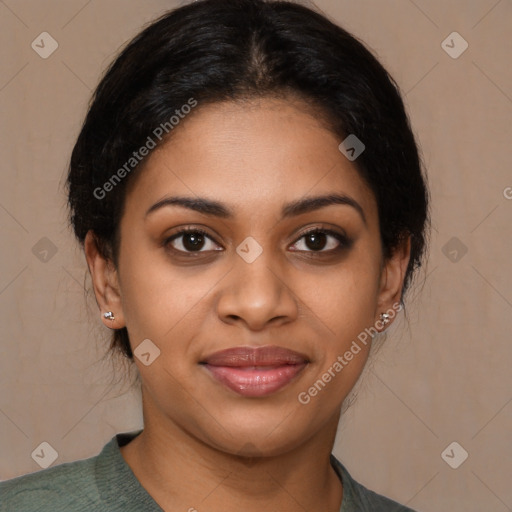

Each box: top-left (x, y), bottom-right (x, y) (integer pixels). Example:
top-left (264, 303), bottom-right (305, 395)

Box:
top-left (201, 346), bottom-right (308, 397)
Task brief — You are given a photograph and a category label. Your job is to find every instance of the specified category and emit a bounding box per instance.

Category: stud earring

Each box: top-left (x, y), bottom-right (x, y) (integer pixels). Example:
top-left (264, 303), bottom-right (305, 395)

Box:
top-left (103, 311), bottom-right (115, 321)
top-left (380, 312), bottom-right (390, 326)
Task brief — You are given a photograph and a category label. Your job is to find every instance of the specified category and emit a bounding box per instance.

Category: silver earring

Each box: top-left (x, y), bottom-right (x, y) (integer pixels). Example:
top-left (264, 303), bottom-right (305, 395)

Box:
top-left (380, 312), bottom-right (390, 326)
top-left (103, 311), bottom-right (115, 321)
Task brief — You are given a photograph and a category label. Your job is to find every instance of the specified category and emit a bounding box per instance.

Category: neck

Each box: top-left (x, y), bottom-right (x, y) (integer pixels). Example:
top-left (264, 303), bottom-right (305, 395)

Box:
top-left (120, 393), bottom-right (343, 512)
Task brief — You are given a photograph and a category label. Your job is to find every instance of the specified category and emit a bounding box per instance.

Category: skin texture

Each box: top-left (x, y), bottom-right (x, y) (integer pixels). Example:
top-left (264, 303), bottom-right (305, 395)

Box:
top-left (85, 96), bottom-right (411, 512)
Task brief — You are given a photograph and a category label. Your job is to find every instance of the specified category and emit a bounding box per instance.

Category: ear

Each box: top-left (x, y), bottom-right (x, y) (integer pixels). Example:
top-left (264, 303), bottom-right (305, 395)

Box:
top-left (84, 231), bottom-right (126, 330)
top-left (375, 234), bottom-right (411, 328)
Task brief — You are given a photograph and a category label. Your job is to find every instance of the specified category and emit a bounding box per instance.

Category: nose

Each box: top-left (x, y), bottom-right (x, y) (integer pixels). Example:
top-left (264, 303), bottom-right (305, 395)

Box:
top-left (215, 246), bottom-right (299, 331)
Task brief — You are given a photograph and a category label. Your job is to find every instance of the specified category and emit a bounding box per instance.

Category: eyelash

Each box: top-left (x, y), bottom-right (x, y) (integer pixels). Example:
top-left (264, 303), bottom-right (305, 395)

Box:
top-left (163, 226), bottom-right (352, 256)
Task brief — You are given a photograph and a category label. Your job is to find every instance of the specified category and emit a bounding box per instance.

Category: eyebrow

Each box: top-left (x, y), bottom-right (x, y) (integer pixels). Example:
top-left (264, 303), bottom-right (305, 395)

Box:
top-left (145, 193), bottom-right (366, 225)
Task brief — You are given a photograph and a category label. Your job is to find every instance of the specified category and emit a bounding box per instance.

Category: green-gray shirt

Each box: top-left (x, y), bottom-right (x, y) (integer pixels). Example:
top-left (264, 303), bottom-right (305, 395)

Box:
top-left (0, 430), bottom-right (417, 511)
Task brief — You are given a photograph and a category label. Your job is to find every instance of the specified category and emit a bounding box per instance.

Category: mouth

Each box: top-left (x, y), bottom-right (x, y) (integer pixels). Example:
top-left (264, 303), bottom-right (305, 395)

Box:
top-left (200, 345), bottom-right (309, 397)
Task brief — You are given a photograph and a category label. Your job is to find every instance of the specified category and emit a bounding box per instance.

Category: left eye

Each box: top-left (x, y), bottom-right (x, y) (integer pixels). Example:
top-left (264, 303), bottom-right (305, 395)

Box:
top-left (290, 229), bottom-right (349, 252)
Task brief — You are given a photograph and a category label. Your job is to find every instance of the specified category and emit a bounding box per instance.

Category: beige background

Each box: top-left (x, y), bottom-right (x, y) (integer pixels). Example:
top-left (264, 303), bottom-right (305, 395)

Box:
top-left (1, 0), bottom-right (511, 510)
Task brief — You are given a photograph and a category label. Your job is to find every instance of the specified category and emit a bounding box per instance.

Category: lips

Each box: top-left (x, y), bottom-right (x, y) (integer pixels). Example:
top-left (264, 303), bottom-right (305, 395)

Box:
top-left (201, 346), bottom-right (308, 397)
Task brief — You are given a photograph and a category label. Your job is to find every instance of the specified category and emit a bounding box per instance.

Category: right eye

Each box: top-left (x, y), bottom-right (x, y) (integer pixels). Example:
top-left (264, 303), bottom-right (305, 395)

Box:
top-left (164, 227), bottom-right (223, 254)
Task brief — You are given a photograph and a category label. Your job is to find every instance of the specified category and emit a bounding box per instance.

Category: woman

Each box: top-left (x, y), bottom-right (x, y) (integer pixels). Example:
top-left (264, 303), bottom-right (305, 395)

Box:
top-left (0, 0), bottom-right (429, 510)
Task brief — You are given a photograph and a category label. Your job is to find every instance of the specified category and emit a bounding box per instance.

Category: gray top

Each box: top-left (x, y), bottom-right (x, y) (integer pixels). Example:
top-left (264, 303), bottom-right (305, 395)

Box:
top-left (0, 430), bottom-right (417, 511)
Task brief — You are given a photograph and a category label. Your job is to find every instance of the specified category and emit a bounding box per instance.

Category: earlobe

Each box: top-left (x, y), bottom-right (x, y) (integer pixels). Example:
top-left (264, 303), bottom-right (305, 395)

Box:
top-left (376, 234), bottom-right (411, 325)
top-left (84, 231), bottom-right (126, 329)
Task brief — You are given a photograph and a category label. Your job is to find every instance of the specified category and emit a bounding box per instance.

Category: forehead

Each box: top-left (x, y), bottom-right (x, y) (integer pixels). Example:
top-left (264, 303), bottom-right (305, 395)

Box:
top-left (124, 97), bottom-right (377, 225)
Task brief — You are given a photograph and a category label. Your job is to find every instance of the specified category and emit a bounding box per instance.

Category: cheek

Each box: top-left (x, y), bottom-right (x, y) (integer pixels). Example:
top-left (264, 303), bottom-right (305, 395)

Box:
top-left (298, 270), bottom-right (377, 330)
top-left (292, 265), bottom-right (380, 410)
top-left (294, 252), bottom-right (381, 338)
top-left (117, 239), bottom-right (199, 344)
top-left (117, 242), bottom-right (235, 362)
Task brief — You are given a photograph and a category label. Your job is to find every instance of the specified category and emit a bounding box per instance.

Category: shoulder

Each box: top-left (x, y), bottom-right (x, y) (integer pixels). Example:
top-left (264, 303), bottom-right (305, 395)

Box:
top-left (0, 455), bottom-right (100, 512)
top-left (0, 431), bottom-right (148, 512)
top-left (330, 455), bottom-right (418, 512)
top-left (0, 432), bottom-right (130, 512)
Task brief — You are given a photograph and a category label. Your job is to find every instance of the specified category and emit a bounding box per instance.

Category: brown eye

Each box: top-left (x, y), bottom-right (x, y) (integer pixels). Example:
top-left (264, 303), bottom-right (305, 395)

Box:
top-left (290, 228), bottom-right (351, 253)
top-left (165, 228), bottom-right (222, 253)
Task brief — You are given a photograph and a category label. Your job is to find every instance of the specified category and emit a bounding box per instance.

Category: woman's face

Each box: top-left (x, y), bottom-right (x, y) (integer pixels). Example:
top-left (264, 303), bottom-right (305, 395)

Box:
top-left (91, 96), bottom-right (408, 457)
